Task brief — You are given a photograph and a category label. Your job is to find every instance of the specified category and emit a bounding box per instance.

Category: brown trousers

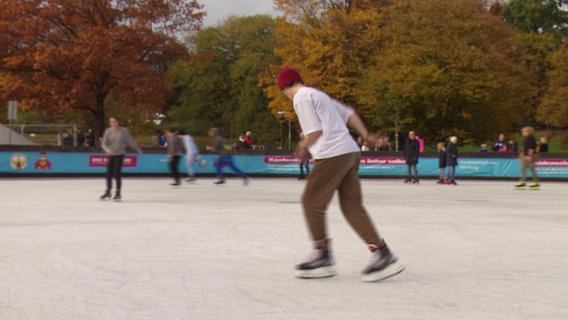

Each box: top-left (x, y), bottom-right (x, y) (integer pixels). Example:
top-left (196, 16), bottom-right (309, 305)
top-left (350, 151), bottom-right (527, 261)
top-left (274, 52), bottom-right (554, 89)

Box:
top-left (520, 156), bottom-right (538, 181)
top-left (302, 152), bottom-right (383, 247)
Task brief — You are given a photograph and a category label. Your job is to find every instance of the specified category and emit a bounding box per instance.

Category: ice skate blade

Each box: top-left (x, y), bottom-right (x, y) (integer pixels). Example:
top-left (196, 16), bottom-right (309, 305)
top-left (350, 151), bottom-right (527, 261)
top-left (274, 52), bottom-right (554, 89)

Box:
top-left (295, 266), bottom-right (337, 279)
top-left (361, 262), bottom-right (405, 283)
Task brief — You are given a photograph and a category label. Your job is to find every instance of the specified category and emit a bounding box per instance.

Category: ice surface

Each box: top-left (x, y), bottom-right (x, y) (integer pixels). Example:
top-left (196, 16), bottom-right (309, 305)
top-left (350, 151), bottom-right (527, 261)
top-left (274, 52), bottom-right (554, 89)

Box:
top-left (1, 177), bottom-right (567, 320)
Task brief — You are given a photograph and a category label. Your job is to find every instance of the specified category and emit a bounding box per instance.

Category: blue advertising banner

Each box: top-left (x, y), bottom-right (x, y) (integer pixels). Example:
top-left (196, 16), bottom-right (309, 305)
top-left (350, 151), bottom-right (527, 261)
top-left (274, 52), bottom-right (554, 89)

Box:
top-left (1, 151), bottom-right (568, 179)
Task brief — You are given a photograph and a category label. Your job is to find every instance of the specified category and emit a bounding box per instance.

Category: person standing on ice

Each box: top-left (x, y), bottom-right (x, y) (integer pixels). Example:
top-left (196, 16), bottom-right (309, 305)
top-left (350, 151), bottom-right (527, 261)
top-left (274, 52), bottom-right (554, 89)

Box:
top-left (515, 126), bottom-right (539, 190)
top-left (277, 67), bottom-right (404, 282)
top-left (165, 128), bottom-right (183, 186)
top-left (403, 131), bottom-right (420, 184)
top-left (207, 127), bottom-right (249, 185)
top-left (100, 116), bottom-right (142, 201)
top-left (445, 136), bottom-right (459, 185)
top-left (180, 130), bottom-right (206, 182)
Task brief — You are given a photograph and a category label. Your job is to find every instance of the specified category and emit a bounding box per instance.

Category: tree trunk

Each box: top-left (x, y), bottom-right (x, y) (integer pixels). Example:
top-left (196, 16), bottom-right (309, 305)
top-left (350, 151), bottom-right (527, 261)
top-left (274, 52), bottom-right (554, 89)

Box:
top-left (94, 111), bottom-right (106, 143)
top-left (92, 94), bottom-right (107, 144)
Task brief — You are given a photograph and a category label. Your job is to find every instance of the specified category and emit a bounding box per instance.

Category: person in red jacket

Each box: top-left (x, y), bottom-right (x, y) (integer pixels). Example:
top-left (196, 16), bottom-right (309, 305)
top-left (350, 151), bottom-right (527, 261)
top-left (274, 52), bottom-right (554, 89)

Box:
top-left (245, 131), bottom-right (253, 148)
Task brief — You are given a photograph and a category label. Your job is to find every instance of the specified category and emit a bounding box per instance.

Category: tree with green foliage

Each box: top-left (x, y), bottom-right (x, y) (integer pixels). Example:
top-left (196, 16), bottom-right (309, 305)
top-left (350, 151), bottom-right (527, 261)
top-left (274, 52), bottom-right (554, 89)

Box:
top-left (500, 0), bottom-right (566, 129)
top-left (168, 15), bottom-right (281, 146)
top-left (538, 42), bottom-right (568, 130)
top-left (356, 0), bottom-right (537, 144)
top-left (501, 0), bottom-right (568, 37)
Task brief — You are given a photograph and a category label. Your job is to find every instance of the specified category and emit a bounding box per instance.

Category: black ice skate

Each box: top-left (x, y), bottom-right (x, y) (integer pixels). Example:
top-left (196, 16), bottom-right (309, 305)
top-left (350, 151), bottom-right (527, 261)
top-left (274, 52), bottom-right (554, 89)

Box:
top-left (214, 179), bottom-right (225, 185)
top-left (295, 247), bottom-right (336, 279)
top-left (361, 245), bottom-right (404, 282)
top-left (100, 191), bottom-right (111, 201)
top-left (113, 192), bottom-right (121, 202)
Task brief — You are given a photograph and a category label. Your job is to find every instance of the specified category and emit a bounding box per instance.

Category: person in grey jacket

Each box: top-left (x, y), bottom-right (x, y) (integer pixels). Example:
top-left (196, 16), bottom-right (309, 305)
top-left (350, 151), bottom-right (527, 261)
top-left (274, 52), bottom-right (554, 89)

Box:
top-left (100, 116), bottom-right (142, 201)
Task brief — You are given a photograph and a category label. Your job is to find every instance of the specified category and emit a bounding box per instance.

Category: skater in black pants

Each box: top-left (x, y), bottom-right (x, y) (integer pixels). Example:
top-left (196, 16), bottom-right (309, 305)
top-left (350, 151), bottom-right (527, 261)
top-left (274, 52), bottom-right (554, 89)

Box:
top-left (100, 116), bottom-right (142, 201)
top-left (166, 128), bottom-right (183, 186)
top-left (298, 152), bottom-right (311, 180)
top-left (403, 131), bottom-right (420, 183)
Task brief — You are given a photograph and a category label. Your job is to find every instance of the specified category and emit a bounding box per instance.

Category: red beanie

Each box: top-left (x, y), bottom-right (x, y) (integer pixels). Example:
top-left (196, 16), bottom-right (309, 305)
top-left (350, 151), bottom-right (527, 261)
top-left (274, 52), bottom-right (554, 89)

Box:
top-left (277, 67), bottom-right (303, 90)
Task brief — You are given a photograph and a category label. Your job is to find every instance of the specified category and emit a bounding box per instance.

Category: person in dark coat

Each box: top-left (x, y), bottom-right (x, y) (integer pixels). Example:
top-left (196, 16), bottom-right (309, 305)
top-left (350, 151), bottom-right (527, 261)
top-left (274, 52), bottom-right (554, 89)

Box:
top-left (538, 137), bottom-right (548, 153)
top-left (436, 142), bottom-right (447, 184)
top-left (403, 131), bottom-right (420, 183)
top-left (446, 136), bottom-right (459, 185)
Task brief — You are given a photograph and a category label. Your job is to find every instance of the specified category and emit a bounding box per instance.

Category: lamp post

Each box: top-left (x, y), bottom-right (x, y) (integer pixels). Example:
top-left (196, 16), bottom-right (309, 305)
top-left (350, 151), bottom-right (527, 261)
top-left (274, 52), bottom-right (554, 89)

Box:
top-left (277, 111), bottom-right (292, 150)
top-left (7, 100), bottom-right (18, 145)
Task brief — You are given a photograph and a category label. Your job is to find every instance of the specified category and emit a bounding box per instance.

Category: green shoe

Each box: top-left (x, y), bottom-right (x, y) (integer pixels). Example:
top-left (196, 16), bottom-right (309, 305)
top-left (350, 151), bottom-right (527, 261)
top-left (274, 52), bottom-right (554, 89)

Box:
top-left (529, 182), bottom-right (540, 190)
top-left (514, 181), bottom-right (526, 189)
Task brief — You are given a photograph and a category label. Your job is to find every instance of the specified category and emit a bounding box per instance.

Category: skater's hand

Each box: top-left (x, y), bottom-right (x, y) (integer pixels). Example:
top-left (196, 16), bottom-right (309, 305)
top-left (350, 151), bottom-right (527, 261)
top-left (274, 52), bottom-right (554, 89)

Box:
top-left (365, 133), bottom-right (378, 146)
top-left (295, 142), bottom-right (308, 159)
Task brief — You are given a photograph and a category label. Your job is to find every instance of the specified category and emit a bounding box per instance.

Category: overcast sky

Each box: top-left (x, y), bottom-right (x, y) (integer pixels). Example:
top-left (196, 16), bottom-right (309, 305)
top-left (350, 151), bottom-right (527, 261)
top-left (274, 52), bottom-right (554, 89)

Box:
top-left (199, 0), bottom-right (278, 26)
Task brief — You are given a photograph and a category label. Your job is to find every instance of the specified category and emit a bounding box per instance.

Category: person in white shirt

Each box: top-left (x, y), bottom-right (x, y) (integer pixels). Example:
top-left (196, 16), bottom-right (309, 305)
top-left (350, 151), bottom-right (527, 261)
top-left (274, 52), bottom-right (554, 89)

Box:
top-left (179, 130), bottom-right (206, 182)
top-left (277, 67), bottom-right (404, 282)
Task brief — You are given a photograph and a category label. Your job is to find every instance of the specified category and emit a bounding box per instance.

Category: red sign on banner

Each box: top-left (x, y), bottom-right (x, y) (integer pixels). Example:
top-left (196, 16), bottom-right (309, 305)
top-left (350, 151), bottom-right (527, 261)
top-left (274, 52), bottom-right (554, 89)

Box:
top-left (89, 155), bottom-right (138, 167)
top-left (536, 160), bottom-right (568, 167)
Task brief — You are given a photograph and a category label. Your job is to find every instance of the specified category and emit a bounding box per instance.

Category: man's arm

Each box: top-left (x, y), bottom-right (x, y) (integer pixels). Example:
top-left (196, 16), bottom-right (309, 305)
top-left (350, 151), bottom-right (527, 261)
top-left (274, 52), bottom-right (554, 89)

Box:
top-left (348, 112), bottom-right (377, 146)
top-left (295, 130), bottom-right (322, 158)
top-left (125, 130), bottom-right (143, 154)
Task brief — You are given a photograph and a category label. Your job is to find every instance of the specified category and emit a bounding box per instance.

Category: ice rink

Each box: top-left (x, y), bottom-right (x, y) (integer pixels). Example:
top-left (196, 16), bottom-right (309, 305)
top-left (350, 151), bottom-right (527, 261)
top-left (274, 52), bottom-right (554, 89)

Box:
top-left (1, 177), bottom-right (567, 320)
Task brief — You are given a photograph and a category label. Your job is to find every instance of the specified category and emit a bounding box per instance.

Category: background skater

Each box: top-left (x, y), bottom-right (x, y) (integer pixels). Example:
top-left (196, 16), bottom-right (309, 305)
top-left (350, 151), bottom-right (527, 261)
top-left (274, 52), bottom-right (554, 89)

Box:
top-left (437, 142), bottom-right (447, 184)
top-left (515, 126), bottom-right (539, 190)
top-left (100, 116), bottom-right (142, 201)
top-left (165, 128), bottom-right (183, 186)
top-left (403, 131), bottom-right (420, 184)
top-left (298, 133), bottom-right (311, 180)
top-left (207, 128), bottom-right (249, 185)
top-left (278, 67), bottom-right (404, 282)
top-left (446, 136), bottom-right (459, 185)
top-left (180, 130), bottom-right (206, 182)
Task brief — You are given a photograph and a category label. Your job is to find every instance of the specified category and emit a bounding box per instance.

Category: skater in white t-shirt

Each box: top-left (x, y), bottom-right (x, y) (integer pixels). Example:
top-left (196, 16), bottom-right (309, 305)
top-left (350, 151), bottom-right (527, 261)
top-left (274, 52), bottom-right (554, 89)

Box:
top-left (179, 130), bottom-right (206, 182)
top-left (277, 67), bottom-right (404, 282)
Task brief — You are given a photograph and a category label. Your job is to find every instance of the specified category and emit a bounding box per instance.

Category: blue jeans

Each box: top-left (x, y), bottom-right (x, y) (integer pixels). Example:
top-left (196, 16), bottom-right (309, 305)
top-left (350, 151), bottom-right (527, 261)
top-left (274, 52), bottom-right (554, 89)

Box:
top-left (439, 168), bottom-right (446, 180)
top-left (215, 155), bottom-right (246, 179)
top-left (446, 166), bottom-right (456, 180)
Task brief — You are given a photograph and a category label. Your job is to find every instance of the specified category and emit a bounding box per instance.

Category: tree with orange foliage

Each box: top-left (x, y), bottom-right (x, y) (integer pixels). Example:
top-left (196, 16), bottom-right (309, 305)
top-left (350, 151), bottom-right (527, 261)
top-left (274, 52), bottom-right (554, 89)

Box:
top-left (265, 0), bottom-right (386, 124)
top-left (0, 0), bottom-right (203, 138)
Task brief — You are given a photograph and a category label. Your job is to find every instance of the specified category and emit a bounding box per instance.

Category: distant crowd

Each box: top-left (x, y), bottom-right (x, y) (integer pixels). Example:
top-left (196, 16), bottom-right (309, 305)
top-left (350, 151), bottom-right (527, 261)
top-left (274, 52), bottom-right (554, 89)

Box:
top-left (152, 129), bottom-right (255, 150)
top-left (57, 129), bottom-right (96, 147)
top-left (476, 133), bottom-right (548, 154)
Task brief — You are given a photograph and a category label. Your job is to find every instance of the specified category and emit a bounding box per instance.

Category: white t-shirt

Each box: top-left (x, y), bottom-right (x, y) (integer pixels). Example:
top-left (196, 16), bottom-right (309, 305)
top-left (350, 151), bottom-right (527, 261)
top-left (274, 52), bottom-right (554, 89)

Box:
top-left (183, 134), bottom-right (199, 156)
top-left (293, 86), bottom-right (360, 159)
